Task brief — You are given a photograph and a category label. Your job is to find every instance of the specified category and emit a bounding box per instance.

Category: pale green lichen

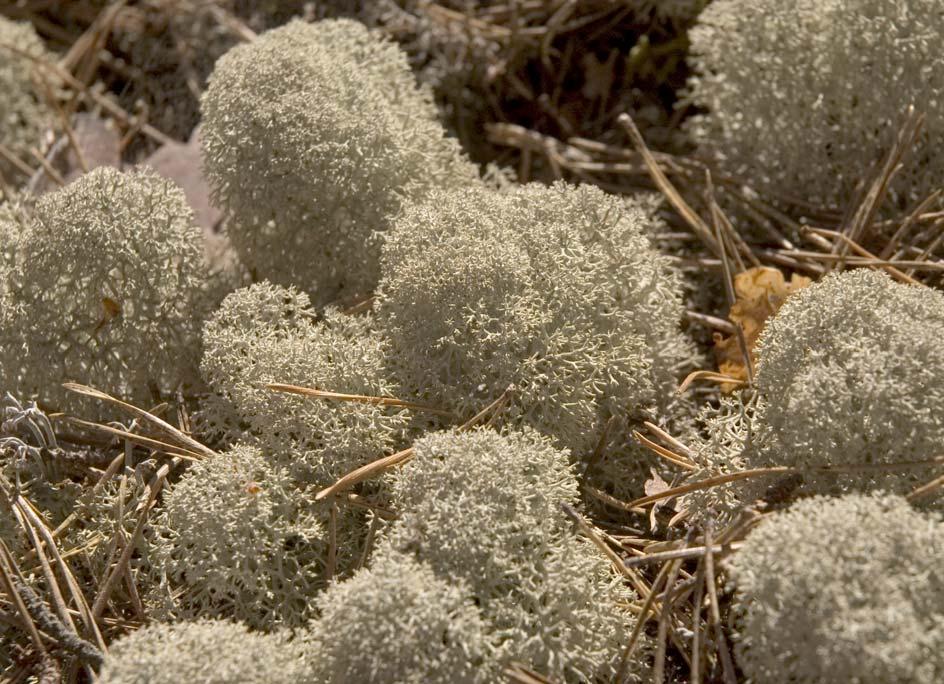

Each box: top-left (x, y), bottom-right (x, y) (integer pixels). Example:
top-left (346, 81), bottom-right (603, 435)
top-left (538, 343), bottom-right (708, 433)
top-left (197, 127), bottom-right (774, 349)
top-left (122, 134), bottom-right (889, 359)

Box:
top-left (726, 493), bottom-right (944, 683)
top-left (689, 0), bottom-right (944, 214)
top-left (198, 282), bottom-right (408, 486)
top-left (741, 270), bottom-right (944, 502)
top-left (97, 619), bottom-right (305, 684)
top-left (0, 167), bottom-right (210, 419)
top-left (201, 18), bottom-right (477, 303)
top-left (147, 445), bottom-right (327, 629)
top-left (0, 17), bottom-right (55, 183)
top-left (377, 181), bottom-right (691, 494)
top-left (303, 550), bottom-right (495, 684)
top-left (680, 395), bottom-right (756, 522)
top-left (0, 196), bottom-right (29, 390)
top-left (383, 428), bottom-right (646, 682)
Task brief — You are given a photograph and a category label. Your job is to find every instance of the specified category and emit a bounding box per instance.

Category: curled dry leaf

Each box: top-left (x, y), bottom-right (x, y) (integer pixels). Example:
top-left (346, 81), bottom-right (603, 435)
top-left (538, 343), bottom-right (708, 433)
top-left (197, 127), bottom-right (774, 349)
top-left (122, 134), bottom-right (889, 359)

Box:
top-left (713, 266), bottom-right (811, 392)
top-left (644, 467), bottom-right (676, 532)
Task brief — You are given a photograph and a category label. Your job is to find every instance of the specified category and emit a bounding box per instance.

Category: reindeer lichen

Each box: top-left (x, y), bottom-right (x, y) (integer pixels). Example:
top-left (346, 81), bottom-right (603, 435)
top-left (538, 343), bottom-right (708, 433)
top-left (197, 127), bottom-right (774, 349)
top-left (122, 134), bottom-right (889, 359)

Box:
top-left (727, 493), bottom-right (944, 683)
top-left (1, 167), bottom-right (210, 419)
top-left (201, 18), bottom-right (477, 304)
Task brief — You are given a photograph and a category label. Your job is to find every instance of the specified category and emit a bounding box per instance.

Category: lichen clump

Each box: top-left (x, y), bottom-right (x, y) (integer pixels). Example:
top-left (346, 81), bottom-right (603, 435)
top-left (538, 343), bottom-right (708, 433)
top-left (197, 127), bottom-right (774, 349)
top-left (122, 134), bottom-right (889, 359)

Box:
top-left (201, 18), bottom-right (477, 303)
top-left (198, 282), bottom-right (407, 485)
top-left (0, 17), bottom-right (55, 182)
top-left (383, 428), bottom-right (643, 682)
top-left (147, 445), bottom-right (326, 629)
top-left (97, 619), bottom-right (305, 684)
top-left (304, 550), bottom-right (495, 684)
top-left (680, 395), bottom-right (756, 522)
top-left (742, 269), bottom-right (944, 500)
top-left (0, 209), bottom-right (19, 388)
top-left (688, 0), bottom-right (944, 212)
top-left (0, 167), bottom-right (209, 418)
top-left (378, 181), bottom-right (689, 478)
top-left (726, 493), bottom-right (944, 683)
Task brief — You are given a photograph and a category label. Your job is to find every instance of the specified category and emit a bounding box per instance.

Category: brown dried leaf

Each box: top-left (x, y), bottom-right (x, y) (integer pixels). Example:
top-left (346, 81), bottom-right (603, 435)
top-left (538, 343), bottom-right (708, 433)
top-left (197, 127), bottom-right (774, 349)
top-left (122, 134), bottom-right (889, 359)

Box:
top-left (713, 266), bottom-right (811, 392)
top-left (645, 468), bottom-right (670, 532)
top-left (101, 296), bottom-right (122, 320)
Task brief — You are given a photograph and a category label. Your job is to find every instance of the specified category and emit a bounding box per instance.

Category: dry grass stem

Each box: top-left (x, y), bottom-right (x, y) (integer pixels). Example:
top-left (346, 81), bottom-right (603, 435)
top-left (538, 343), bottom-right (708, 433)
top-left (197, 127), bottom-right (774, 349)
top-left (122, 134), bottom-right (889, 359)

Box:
top-left (806, 227), bottom-right (924, 285)
top-left (624, 543), bottom-right (742, 569)
top-left (834, 106), bottom-right (924, 266)
top-left (633, 430), bottom-right (696, 471)
top-left (678, 370), bottom-right (746, 393)
top-left (0, 541), bottom-right (47, 658)
top-left (618, 113), bottom-right (721, 258)
top-left (654, 558), bottom-right (684, 683)
top-left (91, 463), bottom-right (169, 621)
top-left (62, 383), bottom-right (216, 459)
top-left (703, 521), bottom-right (736, 684)
top-left (617, 455), bottom-right (944, 511)
top-left (642, 422), bottom-right (696, 461)
top-left (561, 504), bottom-right (649, 599)
top-left (689, 556), bottom-right (706, 684)
top-left (64, 417), bottom-right (202, 461)
top-left (267, 383), bottom-right (454, 417)
top-left (615, 559), bottom-right (673, 683)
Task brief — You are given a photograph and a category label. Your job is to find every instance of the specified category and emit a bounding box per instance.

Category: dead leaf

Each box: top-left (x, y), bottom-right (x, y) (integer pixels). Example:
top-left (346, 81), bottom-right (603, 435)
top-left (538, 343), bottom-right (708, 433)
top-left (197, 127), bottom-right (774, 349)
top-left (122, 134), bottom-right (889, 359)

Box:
top-left (31, 114), bottom-right (122, 195)
top-left (101, 296), bottom-right (122, 320)
top-left (143, 126), bottom-right (241, 277)
top-left (142, 125), bottom-right (222, 233)
top-left (581, 50), bottom-right (617, 101)
top-left (713, 266), bottom-right (811, 392)
top-left (644, 468), bottom-right (671, 532)
top-left (64, 114), bottom-right (122, 183)
top-left (90, 296), bottom-right (122, 339)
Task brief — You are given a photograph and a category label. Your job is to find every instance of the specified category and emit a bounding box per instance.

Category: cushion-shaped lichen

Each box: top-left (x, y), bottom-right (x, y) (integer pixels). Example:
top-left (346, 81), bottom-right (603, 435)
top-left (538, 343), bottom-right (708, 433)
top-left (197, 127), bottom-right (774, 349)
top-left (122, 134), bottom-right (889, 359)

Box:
top-left (1, 167), bottom-right (210, 419)
top-left (201, 18), bottom-right (477, 303)
top-left (727, 493), bottom-right (944, 683)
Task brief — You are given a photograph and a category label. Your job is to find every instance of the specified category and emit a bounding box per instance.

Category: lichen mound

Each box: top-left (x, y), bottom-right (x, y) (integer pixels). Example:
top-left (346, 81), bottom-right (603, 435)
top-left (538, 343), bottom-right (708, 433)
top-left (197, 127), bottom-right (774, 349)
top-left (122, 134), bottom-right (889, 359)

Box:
top-left (304, 550), bottom-right (495, 684)
top-left (689, 0), bottom-right (944, 213)
top-left (147, 445), bottom-right (326, 629)
top-left (198, 281), bottom-right (407, 485)
top-left (201, 18), bottom-right (477, 303)
top-left (383, 428), bottom-right (645, 682)
top-left (377, 181), bottom-right (690, 491)
top-left (97, 619), bottom-right (305, 684)
top-left (726, 493), bottom-right (944, 683)
top-left (0, 167), bottom-right (209, 418)
top-left (744, 269), bottom-right (944, 500)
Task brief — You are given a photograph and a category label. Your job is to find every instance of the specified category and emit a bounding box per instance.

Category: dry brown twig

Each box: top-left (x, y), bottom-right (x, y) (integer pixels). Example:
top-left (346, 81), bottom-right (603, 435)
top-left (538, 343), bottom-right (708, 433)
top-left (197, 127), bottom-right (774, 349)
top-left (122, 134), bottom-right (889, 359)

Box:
top-left (833, 106), bottom-right (925, 267)
top-left (90, 462), bottom-right (169, 622)
top-left (633, 429), bottom-right (696, 471)
top-left (597, 455), bottom-right (944, 514)
top-left (703, 520), bottom-right (737, 684)
top-left (654, 556), bottom-right (685, 683)
top-left (490, 110), bottom-right (943, 290)
top-left (618, 113), bottom-right (722, 258)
